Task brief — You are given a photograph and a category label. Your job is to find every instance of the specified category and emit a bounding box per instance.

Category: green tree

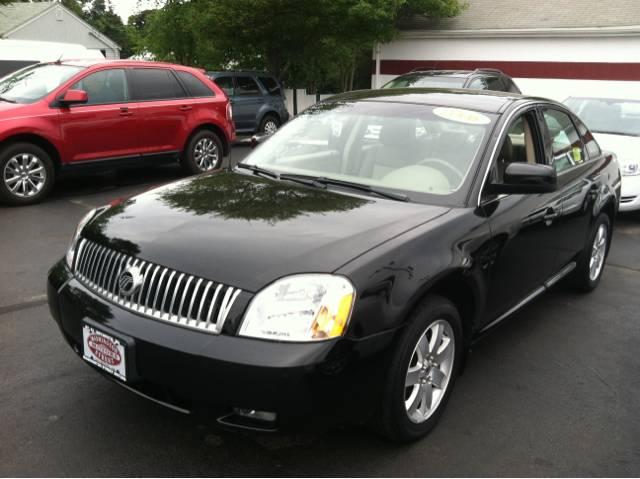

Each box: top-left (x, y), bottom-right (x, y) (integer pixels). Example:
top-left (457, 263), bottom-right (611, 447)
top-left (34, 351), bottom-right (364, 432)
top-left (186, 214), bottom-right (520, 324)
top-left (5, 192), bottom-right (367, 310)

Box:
top-left (142, 1), bottom-right (222, 67)
top-left (201, 0), bottom-right (467, 83)
top-left (83, 0), bottom-right (135, 58)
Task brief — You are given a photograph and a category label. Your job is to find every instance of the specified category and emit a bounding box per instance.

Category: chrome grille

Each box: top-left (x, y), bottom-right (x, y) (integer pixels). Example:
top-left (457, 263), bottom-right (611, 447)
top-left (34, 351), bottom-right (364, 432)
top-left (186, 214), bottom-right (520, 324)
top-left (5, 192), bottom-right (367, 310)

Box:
top-left (74, 238), bottom-right (242, 334)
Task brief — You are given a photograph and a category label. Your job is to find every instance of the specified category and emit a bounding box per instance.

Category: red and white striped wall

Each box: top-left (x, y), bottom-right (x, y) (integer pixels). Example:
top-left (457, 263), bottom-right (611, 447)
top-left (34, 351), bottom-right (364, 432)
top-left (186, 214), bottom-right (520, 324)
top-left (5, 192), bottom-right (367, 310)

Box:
top-left (372, 31), bottom-right (640, 101)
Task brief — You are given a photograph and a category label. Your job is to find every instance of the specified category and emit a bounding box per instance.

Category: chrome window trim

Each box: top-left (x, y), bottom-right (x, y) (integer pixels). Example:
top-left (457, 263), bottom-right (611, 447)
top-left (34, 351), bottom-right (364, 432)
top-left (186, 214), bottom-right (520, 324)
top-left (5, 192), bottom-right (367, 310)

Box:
top-left (476, 100), bottom-right (546, 206)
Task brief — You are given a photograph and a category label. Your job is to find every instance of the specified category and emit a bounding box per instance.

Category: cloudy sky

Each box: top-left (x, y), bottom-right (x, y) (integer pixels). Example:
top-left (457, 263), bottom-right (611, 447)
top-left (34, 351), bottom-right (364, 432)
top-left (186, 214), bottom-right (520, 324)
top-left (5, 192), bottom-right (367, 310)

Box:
top-left (110, 0), bottom-right (159, 23)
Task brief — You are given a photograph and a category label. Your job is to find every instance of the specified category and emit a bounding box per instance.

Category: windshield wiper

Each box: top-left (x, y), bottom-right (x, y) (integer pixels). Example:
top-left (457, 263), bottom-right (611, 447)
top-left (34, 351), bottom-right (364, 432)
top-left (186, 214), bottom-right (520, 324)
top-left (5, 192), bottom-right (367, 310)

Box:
top-left (235, 163), bottom-right (279, 179)
top-left (281, 175), bottom-right (408, 202)
top-left (0, 97), bottom-right (17, 104)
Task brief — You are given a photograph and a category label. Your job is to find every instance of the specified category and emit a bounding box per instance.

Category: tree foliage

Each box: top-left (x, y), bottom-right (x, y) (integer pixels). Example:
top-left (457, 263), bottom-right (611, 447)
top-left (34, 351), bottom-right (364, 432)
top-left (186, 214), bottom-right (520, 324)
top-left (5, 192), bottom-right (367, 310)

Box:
top-left (200, 0), bottom-right (467, 83)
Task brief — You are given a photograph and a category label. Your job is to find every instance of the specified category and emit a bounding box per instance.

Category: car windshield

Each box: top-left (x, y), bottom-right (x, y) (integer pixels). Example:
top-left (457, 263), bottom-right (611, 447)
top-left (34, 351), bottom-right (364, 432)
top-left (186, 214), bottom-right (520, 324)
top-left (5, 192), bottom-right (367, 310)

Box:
top-left (383, 76), bottom-right (466, 89)
top-left (564, 97), bottom-right (640, 137)
top-left (0, 63), bottom-right (85, 104)
top-left (244, 100), bottom-right (496, 204)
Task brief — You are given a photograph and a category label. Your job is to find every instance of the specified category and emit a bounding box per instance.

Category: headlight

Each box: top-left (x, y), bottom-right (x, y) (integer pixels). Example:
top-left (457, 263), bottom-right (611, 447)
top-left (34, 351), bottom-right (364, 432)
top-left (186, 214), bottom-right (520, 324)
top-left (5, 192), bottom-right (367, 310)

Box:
top-left (622, 160), bottom-right (640, 176)
top-left (239, 275), bottom-right (355, 342)
top-left (65, 206), bottom-right (110, 269)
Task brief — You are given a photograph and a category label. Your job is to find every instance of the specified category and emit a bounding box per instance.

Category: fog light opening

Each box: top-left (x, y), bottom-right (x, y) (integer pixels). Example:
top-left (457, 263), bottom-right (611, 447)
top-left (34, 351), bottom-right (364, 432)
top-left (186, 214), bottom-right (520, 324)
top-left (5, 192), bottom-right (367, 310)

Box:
top-left (217, 407), bottom-right (278, 431)
top-left (233, 408), bottom-right (277, 422)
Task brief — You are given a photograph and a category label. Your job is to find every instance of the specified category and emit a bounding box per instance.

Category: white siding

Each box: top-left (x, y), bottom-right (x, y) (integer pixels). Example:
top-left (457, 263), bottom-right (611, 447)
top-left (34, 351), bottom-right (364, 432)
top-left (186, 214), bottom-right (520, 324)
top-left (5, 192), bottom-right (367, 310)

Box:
top-left (374, 35), bottom-right (640, 101)
top-left (6, 7), bottom-right (118, 53)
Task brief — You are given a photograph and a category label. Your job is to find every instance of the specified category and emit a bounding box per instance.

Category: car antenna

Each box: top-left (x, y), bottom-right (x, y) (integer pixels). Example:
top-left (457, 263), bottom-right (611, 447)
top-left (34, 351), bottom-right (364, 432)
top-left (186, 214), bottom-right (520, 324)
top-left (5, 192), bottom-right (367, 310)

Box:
top-left (54, 52), bottom-right (64, 64)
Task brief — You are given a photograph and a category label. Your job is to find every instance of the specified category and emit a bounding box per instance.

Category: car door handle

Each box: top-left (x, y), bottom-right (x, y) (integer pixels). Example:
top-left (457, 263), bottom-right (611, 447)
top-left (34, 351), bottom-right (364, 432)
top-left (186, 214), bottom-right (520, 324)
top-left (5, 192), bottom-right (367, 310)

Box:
top-left (256, 100), bottom-right (264, 104)
top-left (119, 109), bottom-right (134, 117)
top-left (543, 207), bottom-right (560, 225)
top-left (179, 105), bottom-right (193, 112)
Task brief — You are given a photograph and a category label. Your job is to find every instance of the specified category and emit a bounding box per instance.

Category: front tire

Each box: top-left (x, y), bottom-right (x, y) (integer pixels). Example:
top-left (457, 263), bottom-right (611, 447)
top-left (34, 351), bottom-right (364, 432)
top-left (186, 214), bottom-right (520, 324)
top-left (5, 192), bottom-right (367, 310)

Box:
top-left (180, 130), bottom-right (223, 175)
top-left (0, 142), bottom-right (54, 206)
top-left (371, 294), bottom-right (462, 442)
top-left (569, 213), bottom-right (611, 292)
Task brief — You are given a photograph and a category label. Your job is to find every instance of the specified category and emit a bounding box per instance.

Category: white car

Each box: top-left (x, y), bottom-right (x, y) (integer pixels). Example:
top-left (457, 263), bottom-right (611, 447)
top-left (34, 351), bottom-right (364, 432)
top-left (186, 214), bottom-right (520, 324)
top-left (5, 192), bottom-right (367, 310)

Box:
top-left (564, 96), bottom-right (640, 216)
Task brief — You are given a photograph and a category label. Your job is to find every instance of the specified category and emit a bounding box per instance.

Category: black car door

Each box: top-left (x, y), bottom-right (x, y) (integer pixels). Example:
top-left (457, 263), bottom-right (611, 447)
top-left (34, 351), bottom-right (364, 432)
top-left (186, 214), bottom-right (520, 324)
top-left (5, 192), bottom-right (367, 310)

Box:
top-left (539, 107), bottom-right (608, 270)
top-left (479, 107), bottom-right (563, 327)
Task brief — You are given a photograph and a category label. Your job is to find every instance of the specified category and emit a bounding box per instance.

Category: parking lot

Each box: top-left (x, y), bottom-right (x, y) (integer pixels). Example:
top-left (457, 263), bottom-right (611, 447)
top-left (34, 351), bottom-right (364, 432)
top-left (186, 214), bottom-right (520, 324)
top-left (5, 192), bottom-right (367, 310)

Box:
top-left (1, 142), bottom-right (639, 477)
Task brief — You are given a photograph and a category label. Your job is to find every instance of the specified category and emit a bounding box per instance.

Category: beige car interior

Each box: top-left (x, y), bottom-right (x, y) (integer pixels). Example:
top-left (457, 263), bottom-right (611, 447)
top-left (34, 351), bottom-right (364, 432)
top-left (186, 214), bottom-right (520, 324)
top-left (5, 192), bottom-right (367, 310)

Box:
top-left (496, 114), bottom-right (537, 182)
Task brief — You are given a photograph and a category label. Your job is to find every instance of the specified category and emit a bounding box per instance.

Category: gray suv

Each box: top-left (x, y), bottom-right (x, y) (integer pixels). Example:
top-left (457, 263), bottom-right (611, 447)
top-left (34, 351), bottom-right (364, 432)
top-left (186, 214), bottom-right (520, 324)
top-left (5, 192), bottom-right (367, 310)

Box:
top-left (206, 70), bottom-right (290, 135)
top-left (382, 67), bottom-right (521, 93)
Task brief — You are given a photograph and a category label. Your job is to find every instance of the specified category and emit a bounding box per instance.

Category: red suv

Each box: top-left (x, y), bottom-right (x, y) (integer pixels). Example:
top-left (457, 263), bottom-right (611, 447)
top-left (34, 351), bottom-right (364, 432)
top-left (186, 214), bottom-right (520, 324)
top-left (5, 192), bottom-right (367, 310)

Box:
top-left (0, 60), bottom-right (236, 206)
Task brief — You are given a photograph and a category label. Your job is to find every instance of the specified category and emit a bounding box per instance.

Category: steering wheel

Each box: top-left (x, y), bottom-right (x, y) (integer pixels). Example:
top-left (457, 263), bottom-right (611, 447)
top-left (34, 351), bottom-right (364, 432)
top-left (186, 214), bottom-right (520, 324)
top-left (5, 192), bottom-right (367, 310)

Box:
top-left (417, 158), bottom-right (464, 185)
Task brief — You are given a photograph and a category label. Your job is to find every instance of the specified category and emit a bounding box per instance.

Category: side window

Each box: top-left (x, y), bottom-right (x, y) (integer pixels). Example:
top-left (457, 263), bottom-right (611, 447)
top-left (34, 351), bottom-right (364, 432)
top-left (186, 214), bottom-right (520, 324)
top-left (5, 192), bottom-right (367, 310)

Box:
top-left (69, 68), bottom-right (129, 106)
top-left (235, 76), bottom-right (261, 96)
top-left (132, 68), bottom-right (180, 101)
top-left (175, 71), bottom-right (214, 97)
top-left (494, 112), bottom-right (540, 182)
top-left (574, 117), bottom-right (601, 158)
top-left (542, 108), bottom-right (585, 173)
top-left (258, 76), bottom-right (283, 96)
top-left (468, 76), bottom-right (504, 91)
top-left (213, 76), bottom-right (234, 96)
top-left (168, 71), bottom-right (188, 99)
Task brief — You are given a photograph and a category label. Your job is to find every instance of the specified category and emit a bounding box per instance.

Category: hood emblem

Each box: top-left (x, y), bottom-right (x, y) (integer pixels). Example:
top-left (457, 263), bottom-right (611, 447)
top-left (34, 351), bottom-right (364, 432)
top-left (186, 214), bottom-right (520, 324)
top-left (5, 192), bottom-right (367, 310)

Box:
top-left (118, 265), bottom-right (142, 297)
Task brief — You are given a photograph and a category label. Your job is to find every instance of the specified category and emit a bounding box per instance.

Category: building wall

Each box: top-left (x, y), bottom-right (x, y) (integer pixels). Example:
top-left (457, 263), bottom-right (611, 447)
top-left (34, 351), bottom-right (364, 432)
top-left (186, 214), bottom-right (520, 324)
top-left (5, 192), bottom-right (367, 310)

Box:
top-left (6, 6), bottom-right (119, 59)
top-left (373, 35), bottom-right (640, 101)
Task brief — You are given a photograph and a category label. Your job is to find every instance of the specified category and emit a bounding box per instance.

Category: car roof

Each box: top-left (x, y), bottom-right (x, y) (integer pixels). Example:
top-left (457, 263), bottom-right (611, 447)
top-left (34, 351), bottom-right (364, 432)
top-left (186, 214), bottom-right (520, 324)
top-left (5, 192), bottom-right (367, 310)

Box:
top-left (326, 88), bottom-right (553, 115)
top-left (54, 59), bottom-right (197, 70)
top-left (403, 70), bottom-right (475, 78)
top-left (206, 70), bottom-right (270, 75)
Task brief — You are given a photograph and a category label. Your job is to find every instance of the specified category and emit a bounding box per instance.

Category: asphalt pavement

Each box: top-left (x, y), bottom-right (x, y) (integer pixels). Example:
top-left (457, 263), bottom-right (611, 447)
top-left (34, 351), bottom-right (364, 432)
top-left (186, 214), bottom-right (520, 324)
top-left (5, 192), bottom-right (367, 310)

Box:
top-left (1, 144), bottom-right (639, 476)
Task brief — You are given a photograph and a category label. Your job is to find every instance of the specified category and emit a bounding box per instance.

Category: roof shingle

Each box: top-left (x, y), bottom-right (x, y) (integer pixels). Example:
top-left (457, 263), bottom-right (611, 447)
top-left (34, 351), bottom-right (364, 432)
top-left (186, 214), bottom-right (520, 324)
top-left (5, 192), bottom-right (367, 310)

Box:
top-left (0, 2), bottom-right (56, 35)
top-left (400, 0), bottom-right (640, 31)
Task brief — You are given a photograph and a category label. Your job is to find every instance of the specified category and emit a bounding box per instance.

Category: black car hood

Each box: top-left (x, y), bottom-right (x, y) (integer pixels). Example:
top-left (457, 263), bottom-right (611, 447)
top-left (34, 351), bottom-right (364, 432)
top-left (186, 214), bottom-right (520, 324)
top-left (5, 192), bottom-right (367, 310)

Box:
top-left (83, 171), bottom-right (449, 292)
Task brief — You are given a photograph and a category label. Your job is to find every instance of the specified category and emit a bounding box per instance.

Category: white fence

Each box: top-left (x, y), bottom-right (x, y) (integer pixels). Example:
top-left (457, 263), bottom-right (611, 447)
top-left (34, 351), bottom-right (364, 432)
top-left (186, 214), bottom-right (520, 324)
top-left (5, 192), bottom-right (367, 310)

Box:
top-left (284, 89), bottom-right (336, 116)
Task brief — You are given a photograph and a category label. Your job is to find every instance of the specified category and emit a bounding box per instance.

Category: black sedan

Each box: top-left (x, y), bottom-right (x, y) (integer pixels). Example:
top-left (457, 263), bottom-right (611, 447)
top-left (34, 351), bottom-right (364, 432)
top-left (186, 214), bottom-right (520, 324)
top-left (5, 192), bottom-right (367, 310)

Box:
top-left (47, 89), bottom-right (620, 442)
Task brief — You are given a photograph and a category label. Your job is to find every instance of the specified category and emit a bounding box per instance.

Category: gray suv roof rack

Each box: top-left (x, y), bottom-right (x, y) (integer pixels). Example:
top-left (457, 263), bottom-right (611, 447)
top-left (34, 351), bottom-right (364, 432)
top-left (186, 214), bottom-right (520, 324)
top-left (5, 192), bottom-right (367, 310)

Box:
top-left (410, 67), bottom-right (444, 72)
top-left (474, 68), bottom-right (504, 75)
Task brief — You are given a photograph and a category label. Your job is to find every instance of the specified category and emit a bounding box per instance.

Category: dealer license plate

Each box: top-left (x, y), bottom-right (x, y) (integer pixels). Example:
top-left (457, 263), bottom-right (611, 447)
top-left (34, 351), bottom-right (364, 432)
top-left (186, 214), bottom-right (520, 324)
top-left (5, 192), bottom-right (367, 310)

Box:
top-left (82, 324), bottom-right (127, 381)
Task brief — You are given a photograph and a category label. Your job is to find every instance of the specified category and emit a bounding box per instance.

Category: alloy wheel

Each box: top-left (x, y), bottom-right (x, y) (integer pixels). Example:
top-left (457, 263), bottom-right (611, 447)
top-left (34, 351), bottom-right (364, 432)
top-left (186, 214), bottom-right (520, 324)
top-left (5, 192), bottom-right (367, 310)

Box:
top-left (264, 121), bottom-right (278, 135)
top-left (405, 319), bottom-right (455, 423)
top-left (589, 224), bottom-right (607, 281)
top-left (194, 138), bottom-right (219, 171)
top-left (4, 153), bottom-right (47, 198)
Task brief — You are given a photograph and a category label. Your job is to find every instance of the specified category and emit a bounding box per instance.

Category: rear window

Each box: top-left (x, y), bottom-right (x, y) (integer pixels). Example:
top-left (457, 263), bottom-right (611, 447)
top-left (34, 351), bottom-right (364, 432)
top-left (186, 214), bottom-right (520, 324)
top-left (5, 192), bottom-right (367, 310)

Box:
top-left (235, 76), bottom-right (261, 95)
top-left (258, 76), bottom-right (283, 96)
top-left (133, 69), bottom-right (184, 101)
top-left (176, 71), bottom-right (215, 98)
top-left (383, 76), bottom-right (466, 89)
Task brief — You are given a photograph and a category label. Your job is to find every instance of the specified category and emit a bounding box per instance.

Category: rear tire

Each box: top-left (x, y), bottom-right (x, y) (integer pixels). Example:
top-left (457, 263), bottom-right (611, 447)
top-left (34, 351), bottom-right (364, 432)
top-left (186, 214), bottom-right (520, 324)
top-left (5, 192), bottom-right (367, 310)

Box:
top-left (259, 115), bottom-right (279, 135)
top-left (180, 130), bottom-right (223, 176)
top-left (568, 213), bottom-right (610, 292)
top-left (370, 294), bottom-right (462, 442)
top-left (0, 142), bottom-right (54, 206)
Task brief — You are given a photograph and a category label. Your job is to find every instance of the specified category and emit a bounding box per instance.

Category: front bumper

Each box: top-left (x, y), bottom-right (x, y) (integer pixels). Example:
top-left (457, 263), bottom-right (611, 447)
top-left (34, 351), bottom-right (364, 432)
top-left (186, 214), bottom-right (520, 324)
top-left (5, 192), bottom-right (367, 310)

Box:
top-left (619, 174), bottom-right (640, 212)
top-left (47, 260), bottom-right (393, 434)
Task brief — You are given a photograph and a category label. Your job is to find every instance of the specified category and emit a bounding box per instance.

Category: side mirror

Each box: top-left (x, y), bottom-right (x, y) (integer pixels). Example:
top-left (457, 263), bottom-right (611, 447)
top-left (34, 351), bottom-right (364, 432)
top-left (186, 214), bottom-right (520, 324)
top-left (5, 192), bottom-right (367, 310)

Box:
top-left (491, 163), bottom-right (558, 194)
top-left (251, 132), bottom-right (270, 149)
top-left (60, 89), bottom-right (88, 106)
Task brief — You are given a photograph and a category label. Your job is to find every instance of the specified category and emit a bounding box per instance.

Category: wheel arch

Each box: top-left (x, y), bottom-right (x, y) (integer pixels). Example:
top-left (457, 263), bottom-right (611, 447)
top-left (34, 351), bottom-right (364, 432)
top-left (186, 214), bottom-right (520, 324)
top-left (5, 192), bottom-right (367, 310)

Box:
top-left (0, 133), bottom-right (62, 174)
top-left (185, 123), bottom-right (230, 157)
top-left (400, 269), bottom-right (483, 375)
top-left (600, 197), bottom-right (616, 231)
top-left (260, 110), bottom-right (281, 126)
